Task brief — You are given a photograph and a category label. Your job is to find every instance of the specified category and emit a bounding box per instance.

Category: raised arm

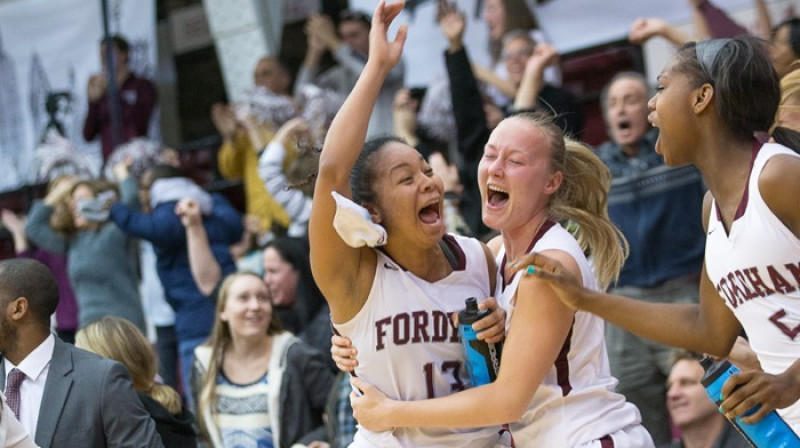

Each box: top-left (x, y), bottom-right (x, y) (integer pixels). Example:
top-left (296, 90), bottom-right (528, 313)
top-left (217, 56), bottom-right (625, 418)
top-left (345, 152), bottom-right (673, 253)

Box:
top-left (513, 44), bottom-right (559, 111)
top-left (692, 0), bottom-right (749, 38)
top-left (1, 210), bottom-right (29, 254)
top-left (753, 0), bottom-right (773, 39)
top-left (258, 118), bottom-right (314, 223)
top-left (176, 198), bottom-right (221, 296)
top-left (628, 18), bottom-right (691, 46)
top-left (25, 187), bottom-right (73, 255)
top-left (25, 177), bottom-right (77, 251)
top-left (109, 201), bottom-right (185, 246)
top-left (309, 1), bottom-right (407, 322)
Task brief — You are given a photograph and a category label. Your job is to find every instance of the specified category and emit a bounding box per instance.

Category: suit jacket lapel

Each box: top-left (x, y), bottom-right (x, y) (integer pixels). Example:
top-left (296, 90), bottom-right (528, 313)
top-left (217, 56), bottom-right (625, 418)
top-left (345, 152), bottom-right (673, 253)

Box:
top-left (35, 337), bottom-right (73, 448)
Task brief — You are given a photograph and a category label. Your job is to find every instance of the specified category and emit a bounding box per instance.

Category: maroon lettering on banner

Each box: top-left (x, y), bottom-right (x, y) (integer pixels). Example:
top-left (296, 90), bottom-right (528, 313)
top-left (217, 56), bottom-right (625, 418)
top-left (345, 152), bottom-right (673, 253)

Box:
top-left (768, 265), bottom-right (797, 295)
top-left (734, 270), bottom-right (757, 301)
top-left (394, 313), bottom-right (410, 345)
top-left (375, 316), bottom-right (391, 351)
top-left (744, 267), bottom-right (774, 297)
top-left (411, 310), bottom-right (431, 343)
top-left (432, 311), bottom-right (449, 342)
top-left (769, 309), bottom-right (800, 340)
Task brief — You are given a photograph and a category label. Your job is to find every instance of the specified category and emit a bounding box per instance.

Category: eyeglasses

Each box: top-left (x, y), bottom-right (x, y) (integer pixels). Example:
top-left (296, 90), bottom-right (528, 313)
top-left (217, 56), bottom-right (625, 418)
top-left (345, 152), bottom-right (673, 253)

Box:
top-left (695, 38), bottom-right (731, 85)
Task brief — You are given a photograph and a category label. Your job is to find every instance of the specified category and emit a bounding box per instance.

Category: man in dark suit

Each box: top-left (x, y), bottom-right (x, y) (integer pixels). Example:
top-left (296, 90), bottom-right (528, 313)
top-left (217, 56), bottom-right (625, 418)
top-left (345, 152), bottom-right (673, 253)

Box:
top-left (0, 258), bottom-right (163, 448)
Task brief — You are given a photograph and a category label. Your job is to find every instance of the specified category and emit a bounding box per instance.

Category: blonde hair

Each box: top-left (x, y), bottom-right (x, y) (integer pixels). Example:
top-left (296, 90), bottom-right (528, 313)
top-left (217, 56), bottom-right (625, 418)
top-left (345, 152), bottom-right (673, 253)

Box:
top-left (779, 65), bottom-right (800, 113)
top-left (196, 271), bottom-right (284, 444)
top-left (75, 317), bottom-right (182, 414)
top-left (50, 178), bottom-right (118, 235)
top-left (509, 112), bottom-right (629, 290)
top-left (47, 176), bottom-right (77, 234)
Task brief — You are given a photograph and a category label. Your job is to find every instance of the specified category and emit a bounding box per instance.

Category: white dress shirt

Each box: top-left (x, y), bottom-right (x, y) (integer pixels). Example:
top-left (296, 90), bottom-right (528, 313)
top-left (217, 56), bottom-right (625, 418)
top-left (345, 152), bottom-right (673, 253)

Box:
top-left (0, 390), bottom-right (39, 448)
top-left (3, 334), bottom-right (55, 438)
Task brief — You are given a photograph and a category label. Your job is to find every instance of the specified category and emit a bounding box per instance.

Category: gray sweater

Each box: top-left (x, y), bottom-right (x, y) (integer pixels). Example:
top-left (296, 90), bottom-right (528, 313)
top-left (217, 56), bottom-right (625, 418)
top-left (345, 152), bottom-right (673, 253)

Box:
top-left (25, 183), bottom-right (145, 332)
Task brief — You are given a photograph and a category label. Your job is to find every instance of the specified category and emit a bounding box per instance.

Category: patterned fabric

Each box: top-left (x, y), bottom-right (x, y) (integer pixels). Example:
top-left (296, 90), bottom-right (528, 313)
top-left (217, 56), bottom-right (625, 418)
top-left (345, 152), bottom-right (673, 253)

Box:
top-left (215, 372), bottom-right (274, 448)
top-left (239, 86), bottom-right (297, 128)
top-left (417, 75), bottom-right (457, 144)
top-left (32, 130), bottom-right (94, 182)
top-left (332, 373), bottom-right (356, 448)
top-left (102, 137), bottom-right (162, 181)
top-left (296, 84), bottom-right (344, 147)
top-left (5, 369), bottom-right (25, 419)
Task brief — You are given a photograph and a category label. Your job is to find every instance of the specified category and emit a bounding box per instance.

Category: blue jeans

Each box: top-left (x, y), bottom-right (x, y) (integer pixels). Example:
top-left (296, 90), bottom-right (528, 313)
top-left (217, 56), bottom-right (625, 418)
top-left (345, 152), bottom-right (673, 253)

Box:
top-left (178, 335), bottom-right (209, 410)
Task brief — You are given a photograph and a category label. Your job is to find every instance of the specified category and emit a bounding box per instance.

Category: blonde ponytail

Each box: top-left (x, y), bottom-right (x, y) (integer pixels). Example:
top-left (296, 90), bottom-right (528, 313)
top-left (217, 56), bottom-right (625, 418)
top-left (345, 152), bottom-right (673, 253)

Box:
top-left (508, 112), bottom-right (629, 290)
top-left (550, 139), bottom-right (628, 290)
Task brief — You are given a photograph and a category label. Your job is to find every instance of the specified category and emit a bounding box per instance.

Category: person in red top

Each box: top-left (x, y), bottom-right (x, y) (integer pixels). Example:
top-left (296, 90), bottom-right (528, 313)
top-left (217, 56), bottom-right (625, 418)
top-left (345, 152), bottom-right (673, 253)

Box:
top-left (83, 34), bottom-right (157, 162)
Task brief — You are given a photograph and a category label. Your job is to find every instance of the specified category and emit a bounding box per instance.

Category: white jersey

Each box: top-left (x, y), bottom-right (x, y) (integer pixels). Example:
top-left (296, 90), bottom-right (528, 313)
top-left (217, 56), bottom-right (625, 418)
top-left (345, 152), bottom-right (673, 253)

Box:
top-left (705, 143), bottom-right (800, 432)
top-left (334, 234), bottom-right (502, 448)
top-left (497, 221), bottom-right (649, 447)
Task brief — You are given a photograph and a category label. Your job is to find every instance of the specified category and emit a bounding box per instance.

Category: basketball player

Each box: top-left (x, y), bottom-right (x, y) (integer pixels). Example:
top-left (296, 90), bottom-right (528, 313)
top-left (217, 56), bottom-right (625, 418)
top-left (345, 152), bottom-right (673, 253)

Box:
top-left (349, 112), bottom-right (653, 446)
top-left (519, 36), bottom-right (800, 433)
top-left (309, 2), bottom-right (506, 446)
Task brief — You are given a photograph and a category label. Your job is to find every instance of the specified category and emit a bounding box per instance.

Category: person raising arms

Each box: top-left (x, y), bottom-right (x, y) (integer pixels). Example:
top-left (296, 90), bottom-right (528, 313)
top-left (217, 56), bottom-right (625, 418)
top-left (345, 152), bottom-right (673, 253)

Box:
top-left (308, 2), bottom-right (506, 447)
top-left (521, 36), bottom-right (800, 433)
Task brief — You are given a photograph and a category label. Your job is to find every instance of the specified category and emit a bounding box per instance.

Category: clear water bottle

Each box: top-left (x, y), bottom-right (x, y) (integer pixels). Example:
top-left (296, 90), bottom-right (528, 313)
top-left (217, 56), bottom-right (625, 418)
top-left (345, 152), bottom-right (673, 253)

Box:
top-left (700, 357), bottom-right (800, 448)
top-left (458, 297), bottom-right (503, 387)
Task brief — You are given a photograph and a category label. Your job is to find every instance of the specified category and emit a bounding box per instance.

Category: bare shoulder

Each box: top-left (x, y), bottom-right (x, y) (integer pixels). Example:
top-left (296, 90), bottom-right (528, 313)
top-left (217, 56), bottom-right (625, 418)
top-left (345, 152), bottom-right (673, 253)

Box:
top-left (532, 248), bottom-right (583, 286)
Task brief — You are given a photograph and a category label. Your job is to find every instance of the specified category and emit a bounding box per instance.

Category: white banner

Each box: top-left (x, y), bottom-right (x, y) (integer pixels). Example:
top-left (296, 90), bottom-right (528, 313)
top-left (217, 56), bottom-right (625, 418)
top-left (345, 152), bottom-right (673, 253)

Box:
top-left (0, 0), bottom-right (156, 193)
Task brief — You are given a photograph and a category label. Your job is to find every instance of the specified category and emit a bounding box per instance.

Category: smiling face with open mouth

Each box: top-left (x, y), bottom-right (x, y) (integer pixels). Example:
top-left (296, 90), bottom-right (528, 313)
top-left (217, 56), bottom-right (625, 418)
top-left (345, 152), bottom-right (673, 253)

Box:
top-left (478, 117), bottom-right (560, 234)
top-left (369, 142), bottom-right (446, 245)
top-left (605, 77), bottom-right (650, 152)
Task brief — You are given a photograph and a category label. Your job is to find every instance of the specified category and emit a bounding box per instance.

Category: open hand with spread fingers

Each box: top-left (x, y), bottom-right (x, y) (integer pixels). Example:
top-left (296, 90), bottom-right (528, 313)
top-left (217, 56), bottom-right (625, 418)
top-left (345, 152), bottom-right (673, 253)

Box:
top-left (368, 1), bottom-right (408, 72)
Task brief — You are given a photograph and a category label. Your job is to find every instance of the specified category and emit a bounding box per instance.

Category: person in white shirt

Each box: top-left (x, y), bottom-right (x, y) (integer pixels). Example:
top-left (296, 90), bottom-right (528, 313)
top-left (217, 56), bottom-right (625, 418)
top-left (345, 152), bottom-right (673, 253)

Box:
top-left (0, 391), bottom-right (38, 448)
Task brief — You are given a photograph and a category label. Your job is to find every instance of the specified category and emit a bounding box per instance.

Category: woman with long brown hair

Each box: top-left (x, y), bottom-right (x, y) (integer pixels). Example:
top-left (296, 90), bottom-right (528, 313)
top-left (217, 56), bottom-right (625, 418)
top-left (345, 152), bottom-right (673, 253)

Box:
top-left (191, 271), bottom-right (333, 448)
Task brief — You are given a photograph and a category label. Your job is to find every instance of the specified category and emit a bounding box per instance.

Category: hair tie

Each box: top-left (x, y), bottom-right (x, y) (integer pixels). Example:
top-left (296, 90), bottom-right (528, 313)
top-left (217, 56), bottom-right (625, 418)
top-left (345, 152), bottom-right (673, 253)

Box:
top-left (695, 38), bottom-right (731, 84)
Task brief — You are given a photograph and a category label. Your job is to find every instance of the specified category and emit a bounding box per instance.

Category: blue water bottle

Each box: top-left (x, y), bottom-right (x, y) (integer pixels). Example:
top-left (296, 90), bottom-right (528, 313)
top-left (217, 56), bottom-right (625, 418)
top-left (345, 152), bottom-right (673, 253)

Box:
top-left (458, 297), bottom-right (503, 387)
top-left (700, 357), bottom-right (799, 447)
